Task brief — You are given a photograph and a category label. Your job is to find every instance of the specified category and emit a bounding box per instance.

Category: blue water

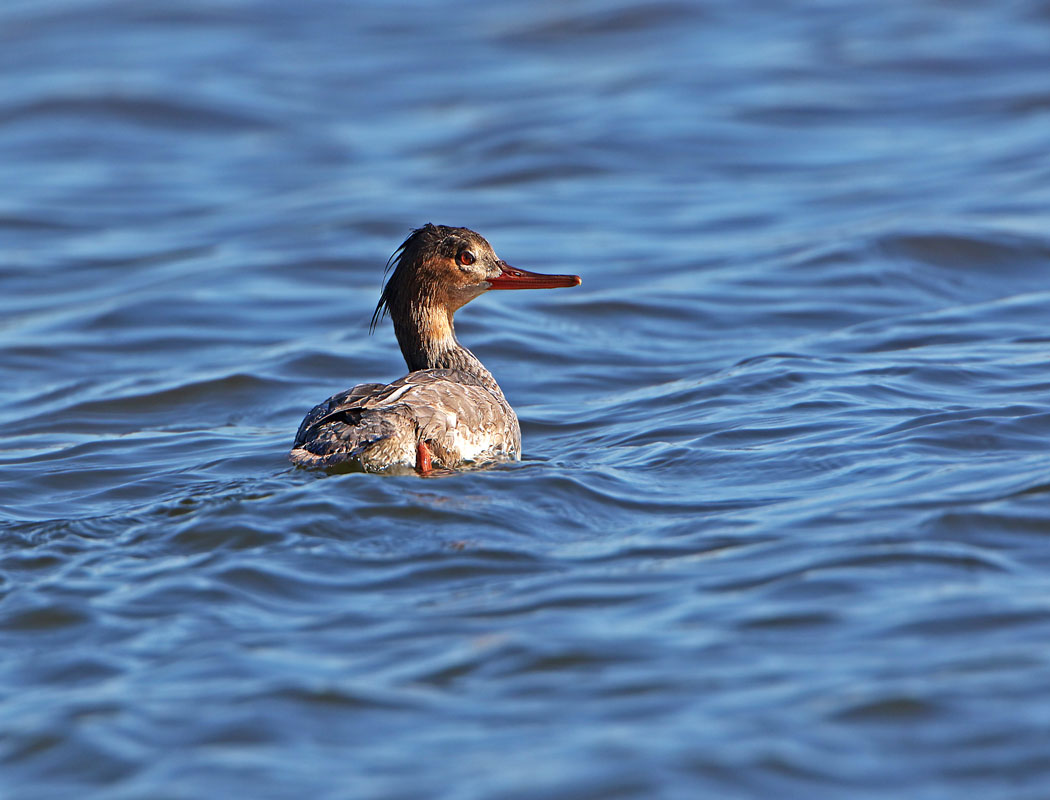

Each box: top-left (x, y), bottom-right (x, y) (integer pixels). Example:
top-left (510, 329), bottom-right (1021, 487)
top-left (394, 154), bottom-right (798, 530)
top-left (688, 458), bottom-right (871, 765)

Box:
top-left (3, 1), bottom-right (1050, 797)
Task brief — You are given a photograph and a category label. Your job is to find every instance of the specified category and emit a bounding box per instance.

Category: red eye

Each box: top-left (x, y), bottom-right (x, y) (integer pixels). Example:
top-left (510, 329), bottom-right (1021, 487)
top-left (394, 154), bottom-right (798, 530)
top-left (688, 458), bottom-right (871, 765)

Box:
top-left (457, 250), bottom-right (476, 266)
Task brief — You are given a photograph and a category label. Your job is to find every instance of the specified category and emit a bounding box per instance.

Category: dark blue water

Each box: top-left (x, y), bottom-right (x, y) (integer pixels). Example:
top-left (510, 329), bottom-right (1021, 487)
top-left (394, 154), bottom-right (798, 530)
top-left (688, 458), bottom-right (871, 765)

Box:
top-left (4, 1), bottom-right (1050, 797)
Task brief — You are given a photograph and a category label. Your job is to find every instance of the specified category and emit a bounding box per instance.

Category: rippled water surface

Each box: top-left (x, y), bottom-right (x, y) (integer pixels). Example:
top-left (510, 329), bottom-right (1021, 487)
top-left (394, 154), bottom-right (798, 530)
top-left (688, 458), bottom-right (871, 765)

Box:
top-left (4, 1), bottom-right (1050, 797)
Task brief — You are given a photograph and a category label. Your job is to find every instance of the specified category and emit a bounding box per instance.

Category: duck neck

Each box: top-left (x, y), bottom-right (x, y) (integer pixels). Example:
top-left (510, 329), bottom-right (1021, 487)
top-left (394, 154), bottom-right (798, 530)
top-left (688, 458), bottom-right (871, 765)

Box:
top-left (393, 302), bottom-right (503, 395)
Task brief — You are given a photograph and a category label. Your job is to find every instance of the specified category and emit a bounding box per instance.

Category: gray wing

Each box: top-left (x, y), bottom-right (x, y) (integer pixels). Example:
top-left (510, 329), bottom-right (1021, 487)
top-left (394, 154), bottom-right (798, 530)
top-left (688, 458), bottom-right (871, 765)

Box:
top-left (292, 382), bottom-right (386, 447)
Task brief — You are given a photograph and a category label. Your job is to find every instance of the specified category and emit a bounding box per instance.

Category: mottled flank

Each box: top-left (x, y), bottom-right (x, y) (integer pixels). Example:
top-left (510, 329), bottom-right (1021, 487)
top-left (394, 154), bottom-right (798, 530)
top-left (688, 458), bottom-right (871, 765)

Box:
top-left (290, 369), bottom-right (518, 471)
top-left (291, 224), bottom-right (579, 472)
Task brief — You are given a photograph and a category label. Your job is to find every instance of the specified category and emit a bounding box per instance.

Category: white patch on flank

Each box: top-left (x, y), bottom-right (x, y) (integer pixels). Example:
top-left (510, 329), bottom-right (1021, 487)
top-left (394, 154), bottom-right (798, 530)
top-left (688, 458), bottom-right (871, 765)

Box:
top-left (450, 428), bottom-right (494, 462)
top-left (382, 384), bottom-right (413, 404)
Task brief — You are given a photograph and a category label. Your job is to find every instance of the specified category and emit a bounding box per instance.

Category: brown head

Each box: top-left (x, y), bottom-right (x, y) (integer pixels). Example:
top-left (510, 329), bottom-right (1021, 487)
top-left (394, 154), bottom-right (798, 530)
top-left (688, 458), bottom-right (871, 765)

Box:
top-left (370, 224), bottom-right (581, 373)
top-left (371, 223), bottom-right (580, 331)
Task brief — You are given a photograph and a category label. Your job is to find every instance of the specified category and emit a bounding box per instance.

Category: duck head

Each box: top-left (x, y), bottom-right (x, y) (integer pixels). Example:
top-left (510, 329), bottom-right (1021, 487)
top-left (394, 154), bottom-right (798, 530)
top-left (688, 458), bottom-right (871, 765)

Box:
top-left (371, 224), bottom-right (581, 333)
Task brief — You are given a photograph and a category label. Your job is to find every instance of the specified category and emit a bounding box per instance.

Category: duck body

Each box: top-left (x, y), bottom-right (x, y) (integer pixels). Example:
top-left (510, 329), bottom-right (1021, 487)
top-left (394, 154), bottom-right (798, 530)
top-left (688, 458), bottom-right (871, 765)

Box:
top-left (290, 224), bottom-right (579, 473)
top-left (290, 367), bottom-right (519, 471)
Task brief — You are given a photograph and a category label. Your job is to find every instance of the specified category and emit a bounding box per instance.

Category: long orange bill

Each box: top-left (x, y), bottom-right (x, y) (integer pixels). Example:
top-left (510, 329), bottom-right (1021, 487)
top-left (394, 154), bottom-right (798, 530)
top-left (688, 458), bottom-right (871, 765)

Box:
top-left (487, 262), bottom-right (582, 290)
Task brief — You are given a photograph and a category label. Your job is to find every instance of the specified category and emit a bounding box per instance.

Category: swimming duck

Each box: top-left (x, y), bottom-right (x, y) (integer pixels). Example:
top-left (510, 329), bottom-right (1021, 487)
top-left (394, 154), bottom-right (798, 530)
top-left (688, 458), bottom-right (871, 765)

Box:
top-left (290, 224), bottom-right (581, 473)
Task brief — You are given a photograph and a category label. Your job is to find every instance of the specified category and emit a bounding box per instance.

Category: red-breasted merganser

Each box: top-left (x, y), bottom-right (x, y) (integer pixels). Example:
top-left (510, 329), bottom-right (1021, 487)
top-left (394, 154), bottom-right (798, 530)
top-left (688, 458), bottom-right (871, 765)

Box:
top-left (290, 224), bottom-right (581, 473)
